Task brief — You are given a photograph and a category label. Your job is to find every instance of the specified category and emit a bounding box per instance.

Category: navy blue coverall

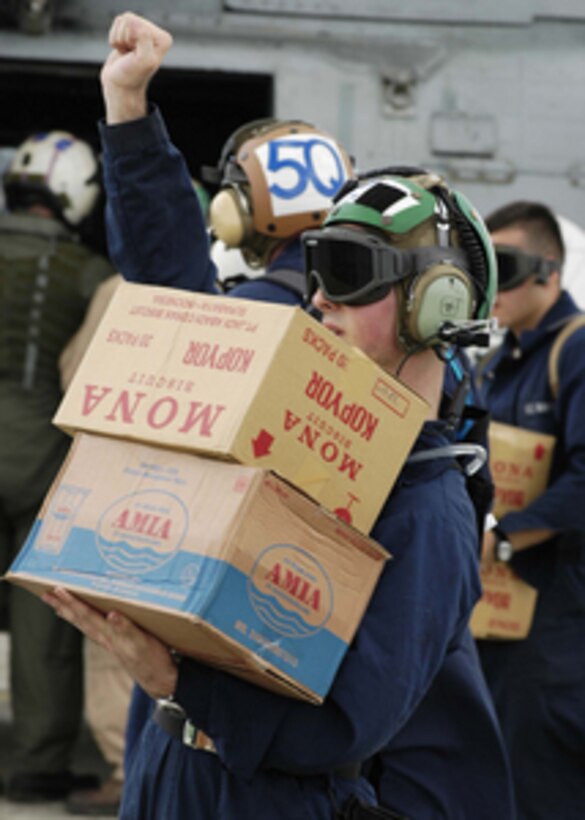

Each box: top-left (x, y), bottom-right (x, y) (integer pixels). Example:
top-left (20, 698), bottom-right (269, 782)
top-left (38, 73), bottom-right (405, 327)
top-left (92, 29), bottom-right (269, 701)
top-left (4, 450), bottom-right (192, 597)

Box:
top-left (477, 291), bottom-right (585, 820)
top-left (98, 106), bottom-right (515, 820)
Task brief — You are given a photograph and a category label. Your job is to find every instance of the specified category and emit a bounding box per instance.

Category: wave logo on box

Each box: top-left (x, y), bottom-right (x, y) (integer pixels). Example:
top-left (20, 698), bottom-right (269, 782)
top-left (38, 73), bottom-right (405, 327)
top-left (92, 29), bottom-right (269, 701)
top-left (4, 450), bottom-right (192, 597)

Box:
top-left (247, 545), bottom-right (333, 638)
top-left (96, 490), bottom-right (188, 574)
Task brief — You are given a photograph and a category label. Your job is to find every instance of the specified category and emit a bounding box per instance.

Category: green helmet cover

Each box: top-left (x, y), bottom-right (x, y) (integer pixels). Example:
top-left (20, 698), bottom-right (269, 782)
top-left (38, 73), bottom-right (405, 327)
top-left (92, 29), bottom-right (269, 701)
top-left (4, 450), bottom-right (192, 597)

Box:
top-left (324, 177), bottom-right (437, 235)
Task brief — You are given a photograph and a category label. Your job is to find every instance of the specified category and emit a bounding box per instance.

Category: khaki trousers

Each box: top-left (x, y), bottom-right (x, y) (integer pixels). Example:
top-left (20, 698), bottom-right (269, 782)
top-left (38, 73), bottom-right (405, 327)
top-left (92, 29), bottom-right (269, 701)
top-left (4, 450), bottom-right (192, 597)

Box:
top-left (84, 641), bottom-right (133, 782)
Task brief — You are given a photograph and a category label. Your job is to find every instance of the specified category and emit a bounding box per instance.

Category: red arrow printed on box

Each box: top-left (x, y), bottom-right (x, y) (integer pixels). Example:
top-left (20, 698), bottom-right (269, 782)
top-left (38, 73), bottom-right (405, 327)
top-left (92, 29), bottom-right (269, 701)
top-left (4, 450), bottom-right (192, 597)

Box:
top-left (252, 429), bottom-right (274, 458)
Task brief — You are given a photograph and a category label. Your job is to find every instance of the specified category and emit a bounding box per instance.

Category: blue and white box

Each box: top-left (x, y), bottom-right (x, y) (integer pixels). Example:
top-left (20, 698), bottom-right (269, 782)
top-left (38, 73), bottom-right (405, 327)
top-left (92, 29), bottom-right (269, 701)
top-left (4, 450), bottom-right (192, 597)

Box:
top-left (7, 433), bottom-right (388, 703)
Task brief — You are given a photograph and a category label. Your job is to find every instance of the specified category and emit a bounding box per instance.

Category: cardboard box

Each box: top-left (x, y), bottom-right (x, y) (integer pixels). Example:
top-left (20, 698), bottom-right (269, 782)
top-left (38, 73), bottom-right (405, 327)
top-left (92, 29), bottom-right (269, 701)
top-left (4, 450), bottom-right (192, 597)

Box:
top-left (6, 433), bottom-right (389, 704)
top-left (489, 421), bottom-right (556, 519)
top-left (53, 283), bottom-right (428, 534)
top-left (470, 422), bottom-right (555, 640)
top-left (469, 562), bottom-right (538, 640)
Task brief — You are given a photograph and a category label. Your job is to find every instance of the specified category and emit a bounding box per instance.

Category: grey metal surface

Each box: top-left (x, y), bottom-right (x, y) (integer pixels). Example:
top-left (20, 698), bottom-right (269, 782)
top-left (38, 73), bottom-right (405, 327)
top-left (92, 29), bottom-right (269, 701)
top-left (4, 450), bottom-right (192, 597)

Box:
top-left (0, 2), bottom-right (584, 222)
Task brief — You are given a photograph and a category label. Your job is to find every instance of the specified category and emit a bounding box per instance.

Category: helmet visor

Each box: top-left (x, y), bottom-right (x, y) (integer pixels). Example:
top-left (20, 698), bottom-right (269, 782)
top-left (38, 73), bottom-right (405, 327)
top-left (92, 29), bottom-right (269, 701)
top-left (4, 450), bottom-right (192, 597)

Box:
top-left (303, 227), bottom-right (414, 306)
top-left (496, 245), bottom-right (556, 291)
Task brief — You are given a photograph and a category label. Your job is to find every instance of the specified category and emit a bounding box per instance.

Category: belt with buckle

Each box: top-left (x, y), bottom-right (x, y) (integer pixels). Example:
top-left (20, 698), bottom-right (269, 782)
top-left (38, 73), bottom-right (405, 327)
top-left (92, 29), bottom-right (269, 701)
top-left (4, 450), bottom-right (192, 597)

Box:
top-left (153, 699), bottom-right (217, 754)
top-left (153, 701), bottom-right (361, 778)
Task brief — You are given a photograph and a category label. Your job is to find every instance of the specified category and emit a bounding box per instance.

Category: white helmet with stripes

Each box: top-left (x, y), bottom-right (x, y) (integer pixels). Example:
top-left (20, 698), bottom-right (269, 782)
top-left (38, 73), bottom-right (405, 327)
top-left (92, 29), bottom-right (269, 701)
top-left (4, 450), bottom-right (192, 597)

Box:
top-left (3, 130), bottom-right (100, 226)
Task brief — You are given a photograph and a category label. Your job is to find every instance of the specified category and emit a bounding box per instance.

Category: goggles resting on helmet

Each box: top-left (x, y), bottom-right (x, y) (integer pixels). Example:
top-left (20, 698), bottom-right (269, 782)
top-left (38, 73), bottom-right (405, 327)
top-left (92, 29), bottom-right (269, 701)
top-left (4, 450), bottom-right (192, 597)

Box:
top-left (495, 245), bottom-right (557, 291)
top-left (303, 226), bottom-right (468, 306)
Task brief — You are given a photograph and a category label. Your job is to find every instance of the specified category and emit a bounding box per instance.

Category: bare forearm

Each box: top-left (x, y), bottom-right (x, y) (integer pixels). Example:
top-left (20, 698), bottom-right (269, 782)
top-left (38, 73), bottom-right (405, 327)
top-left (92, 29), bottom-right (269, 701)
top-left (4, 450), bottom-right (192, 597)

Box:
top-left (103, 87), bottom-right (148, 125)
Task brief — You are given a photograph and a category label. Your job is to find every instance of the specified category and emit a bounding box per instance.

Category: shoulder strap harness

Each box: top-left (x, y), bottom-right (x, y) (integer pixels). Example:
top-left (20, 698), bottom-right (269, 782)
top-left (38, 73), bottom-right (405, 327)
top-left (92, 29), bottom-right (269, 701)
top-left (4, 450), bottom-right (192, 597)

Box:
top-left (547, 314), bottom-right (585, 399)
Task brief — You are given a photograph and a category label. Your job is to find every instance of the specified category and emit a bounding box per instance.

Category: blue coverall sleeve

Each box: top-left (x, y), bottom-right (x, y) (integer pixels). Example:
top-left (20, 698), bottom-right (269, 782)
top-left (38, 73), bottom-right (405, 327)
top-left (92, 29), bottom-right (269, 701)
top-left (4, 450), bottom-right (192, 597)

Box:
top-left (98, 107), bottom-right (218, 293)
top-left (174, 476), bottom-right (480, 780)
top-left (501, 331), bottom-right (585, 535)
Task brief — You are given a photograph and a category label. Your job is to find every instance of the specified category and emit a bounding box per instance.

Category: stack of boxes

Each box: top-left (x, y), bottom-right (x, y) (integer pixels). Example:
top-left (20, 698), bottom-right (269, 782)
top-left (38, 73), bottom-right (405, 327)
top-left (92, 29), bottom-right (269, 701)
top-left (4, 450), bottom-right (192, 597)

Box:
top-left (7, 283), bottom-right (428, 703)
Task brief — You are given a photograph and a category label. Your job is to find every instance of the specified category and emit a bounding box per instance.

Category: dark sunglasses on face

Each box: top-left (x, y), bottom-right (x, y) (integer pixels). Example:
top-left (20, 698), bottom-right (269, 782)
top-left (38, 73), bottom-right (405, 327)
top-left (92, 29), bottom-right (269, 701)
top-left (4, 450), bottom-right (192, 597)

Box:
top-left (303, 226), bottom-right (469, 306)
top-left (495, 245), bottom-right (557, 292)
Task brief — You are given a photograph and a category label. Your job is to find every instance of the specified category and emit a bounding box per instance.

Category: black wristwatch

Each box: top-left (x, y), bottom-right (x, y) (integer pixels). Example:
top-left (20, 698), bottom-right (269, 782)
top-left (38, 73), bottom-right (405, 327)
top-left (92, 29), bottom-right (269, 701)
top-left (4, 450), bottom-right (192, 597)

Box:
top-left (493, 525), bottom-right (514, 563)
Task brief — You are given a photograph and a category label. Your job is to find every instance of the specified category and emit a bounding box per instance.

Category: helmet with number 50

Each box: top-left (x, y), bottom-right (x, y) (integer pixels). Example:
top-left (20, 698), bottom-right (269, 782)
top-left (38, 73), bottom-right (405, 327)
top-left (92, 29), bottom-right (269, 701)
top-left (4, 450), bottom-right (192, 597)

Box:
top-left (202, 119), bottom-right (355, 268)
top-left (3, 130), bottom-right (100, 228)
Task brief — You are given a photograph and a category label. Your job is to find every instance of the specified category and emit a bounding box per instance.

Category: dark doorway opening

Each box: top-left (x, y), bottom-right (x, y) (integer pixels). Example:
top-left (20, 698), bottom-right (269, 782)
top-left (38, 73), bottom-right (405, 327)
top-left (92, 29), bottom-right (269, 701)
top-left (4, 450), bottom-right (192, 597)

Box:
top-left (0, 57), bottom-right (272, 252)
top-left (0, 58), bottom-right (273, 182)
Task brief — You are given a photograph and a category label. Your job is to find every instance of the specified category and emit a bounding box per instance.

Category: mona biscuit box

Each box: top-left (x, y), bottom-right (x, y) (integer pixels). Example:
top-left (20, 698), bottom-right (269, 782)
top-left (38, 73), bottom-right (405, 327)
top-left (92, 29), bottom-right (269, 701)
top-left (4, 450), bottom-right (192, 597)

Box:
top-left (6, 433), bottom-right (389, 703)
top-left (470, 421), bottom-right (555, 640)
top-left (53, 283), bottom-right (428, 534)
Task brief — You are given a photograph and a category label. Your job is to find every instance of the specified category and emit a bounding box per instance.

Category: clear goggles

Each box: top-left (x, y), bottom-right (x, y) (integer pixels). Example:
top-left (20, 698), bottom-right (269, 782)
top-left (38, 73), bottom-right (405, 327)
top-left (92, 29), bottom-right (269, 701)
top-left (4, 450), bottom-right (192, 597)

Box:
top-left (495, 245), bottom-right (557, 292)
top-left (303, 226), bottom-right (468, 306)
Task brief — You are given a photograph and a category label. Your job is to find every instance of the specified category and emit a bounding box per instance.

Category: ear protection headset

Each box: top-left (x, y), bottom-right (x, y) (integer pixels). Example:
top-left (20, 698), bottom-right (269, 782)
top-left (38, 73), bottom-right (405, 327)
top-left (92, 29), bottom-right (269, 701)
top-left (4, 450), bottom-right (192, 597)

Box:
top-left (203, 119), bottom-right (277, 266)
top-left (208, 182), bottom-right (253, 249)
top-left (208, 180), bottom-right (279, 270)
top-left (394, 186), bottom-right (476, 349)
top-left (321, 167), bottom-right (495, 351)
